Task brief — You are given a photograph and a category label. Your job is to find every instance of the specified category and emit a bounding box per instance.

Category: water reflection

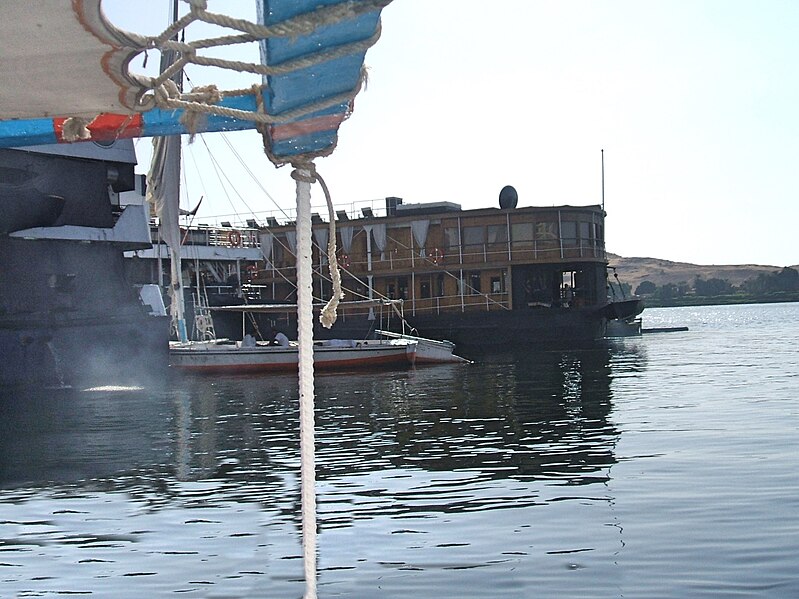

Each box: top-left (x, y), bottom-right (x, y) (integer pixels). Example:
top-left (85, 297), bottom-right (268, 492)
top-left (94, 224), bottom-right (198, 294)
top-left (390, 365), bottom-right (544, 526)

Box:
top-left (0, 344), bottom-right (645, 597)
top-left (152, 347), bottom-right (626, 525)
top-left (0, 384), bottom-right (173, 487)
top-left (1, 346), bottom-right (631, 498)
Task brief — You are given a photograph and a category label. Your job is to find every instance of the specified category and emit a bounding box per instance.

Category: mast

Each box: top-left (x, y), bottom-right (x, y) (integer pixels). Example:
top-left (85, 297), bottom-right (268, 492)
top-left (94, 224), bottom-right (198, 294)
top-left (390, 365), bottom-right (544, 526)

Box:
top-left (601, 148), bottom-right (605, 212)
top-left (166, 0), bottom-right (187, 343)
top-left (148, 0), bottom-right (188, 342)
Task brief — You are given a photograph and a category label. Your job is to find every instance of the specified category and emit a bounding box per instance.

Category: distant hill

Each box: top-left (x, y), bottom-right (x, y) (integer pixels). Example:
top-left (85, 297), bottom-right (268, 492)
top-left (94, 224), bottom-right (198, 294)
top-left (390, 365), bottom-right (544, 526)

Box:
top-left (606, 254), bottom-right (795, 291)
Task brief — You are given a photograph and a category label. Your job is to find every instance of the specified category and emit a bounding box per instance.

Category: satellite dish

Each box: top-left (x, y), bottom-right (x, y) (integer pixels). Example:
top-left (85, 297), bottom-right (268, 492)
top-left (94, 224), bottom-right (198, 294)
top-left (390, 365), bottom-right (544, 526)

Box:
top-left (499, 185), bottom-right (518, 209)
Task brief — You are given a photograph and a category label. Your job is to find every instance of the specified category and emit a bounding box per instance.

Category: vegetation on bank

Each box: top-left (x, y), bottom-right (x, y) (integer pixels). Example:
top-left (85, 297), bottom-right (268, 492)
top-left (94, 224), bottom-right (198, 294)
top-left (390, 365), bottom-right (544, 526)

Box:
top-left (613, 266), bottom-right (799, 308)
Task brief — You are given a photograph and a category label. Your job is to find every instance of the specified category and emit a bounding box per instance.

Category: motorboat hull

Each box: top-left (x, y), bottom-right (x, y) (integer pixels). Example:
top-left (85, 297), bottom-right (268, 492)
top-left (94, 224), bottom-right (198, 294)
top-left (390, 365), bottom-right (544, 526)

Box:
top-left (169, 339), bottom-right (416, 373)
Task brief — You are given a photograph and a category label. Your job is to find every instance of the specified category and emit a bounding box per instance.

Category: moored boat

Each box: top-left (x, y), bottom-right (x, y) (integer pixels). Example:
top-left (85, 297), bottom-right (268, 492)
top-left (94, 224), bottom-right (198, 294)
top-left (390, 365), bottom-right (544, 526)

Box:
top-left (0, 142), bottom-right (169, 388)
top-left (250, 190), bottom-right (644, 350)
top-left (376, 329), bottom-right (469, 364)
top-left (169, 337), bottom-right (416, 374)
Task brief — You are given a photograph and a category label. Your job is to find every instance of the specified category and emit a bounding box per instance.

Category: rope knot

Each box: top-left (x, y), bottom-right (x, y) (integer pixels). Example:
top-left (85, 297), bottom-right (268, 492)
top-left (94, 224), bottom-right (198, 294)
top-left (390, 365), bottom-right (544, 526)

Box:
top-left (189, 84), bottom-right (222, 105)
top-left (291, 162), bottom-right (318, 184)
top-left (61, 117), bottom-right (92, 142)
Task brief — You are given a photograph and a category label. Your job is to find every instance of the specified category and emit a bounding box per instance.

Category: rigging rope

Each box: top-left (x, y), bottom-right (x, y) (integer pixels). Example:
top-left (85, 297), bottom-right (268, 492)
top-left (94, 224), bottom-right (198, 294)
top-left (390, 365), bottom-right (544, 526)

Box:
top-left (62, 0), bottom-right (387, 145)
top-left (292, 163), bottom-right (318, 599)
top-left (109, 5), bottom-right (393, 598)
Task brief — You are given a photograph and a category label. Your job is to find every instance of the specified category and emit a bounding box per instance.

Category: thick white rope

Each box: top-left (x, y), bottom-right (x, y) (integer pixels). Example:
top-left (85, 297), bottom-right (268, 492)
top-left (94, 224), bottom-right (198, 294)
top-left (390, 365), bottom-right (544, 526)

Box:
top-left (154, 26), bottom-right (381, 80)
top-left (293, 164), bottom-right (317, 599)
top-left (138, 68), bottom-right (369, 130)
top-left (315, 172), bottom-right (344, 329)
top-left (62, 1), bottom-right (388, 140)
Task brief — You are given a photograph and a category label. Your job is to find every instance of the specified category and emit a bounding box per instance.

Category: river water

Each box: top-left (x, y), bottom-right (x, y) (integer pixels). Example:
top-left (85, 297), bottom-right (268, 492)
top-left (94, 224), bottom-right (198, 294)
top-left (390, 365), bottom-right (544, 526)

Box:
top-left (1, 302), bottom-right (798, 598)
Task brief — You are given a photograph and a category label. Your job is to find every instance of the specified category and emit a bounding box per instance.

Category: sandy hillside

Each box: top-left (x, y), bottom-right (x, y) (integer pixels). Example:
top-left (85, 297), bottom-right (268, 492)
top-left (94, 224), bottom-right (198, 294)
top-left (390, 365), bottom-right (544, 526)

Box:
top-left (606, 254), bottom-right (792, 290)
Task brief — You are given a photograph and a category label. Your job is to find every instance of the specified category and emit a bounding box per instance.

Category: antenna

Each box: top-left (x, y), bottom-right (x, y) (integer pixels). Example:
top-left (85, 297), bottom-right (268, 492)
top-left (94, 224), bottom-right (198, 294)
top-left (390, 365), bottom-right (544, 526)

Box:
top-left (601, 148), bottom-right (605, 212)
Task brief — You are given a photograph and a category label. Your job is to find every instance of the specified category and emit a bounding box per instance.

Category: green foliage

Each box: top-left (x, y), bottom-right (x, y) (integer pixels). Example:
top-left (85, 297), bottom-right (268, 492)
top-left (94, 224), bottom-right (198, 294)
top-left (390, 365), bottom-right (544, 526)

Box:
top-left (637, 267), bottom-right (799, 307)
top-left (694, 275), bottom-right (734, 296)
top-left (742, 267), bottom-right (799, 294)
top-left (635, 280), bottom-right (657, 295)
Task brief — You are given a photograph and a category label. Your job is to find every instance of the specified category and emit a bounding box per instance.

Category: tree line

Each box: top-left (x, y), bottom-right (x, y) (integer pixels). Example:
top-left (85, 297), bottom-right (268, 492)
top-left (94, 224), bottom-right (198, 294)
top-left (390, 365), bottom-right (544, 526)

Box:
top-left (622, 266), bottom-right (799, 306)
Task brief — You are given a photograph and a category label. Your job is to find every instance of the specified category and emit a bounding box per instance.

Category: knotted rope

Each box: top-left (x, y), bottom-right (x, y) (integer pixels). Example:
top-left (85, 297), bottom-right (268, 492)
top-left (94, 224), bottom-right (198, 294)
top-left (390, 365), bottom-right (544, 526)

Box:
top-left (290, 162), bottom-right (345, 329)
top-left (62, 0), bottom-right (385, 144)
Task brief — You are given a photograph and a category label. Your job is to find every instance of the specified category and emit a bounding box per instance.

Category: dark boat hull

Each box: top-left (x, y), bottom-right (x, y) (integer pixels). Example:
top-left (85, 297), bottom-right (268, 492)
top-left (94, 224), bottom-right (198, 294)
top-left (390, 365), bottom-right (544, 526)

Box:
top-left (394, 307), bottom-right (607, 351)
top-left (248, 304), bottom-right (611, 356)
top-left (0, 145), bottom-right (169, 388)
top-left (599, 297), bottom-right (645, 321)
top-left (0, 238), bottom-right (169, 388)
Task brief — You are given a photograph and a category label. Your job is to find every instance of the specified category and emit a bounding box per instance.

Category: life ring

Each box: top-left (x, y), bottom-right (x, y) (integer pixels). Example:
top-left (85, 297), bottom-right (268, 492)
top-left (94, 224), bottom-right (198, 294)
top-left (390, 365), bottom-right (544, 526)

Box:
top-left (337, 252), bottom-right (350, 268)
top-left (195, 314), bottom-right (211, 334)
top-left (429, 247), bottom-right (445, 264)
top-left (228, 230), bottom-right (242, 246)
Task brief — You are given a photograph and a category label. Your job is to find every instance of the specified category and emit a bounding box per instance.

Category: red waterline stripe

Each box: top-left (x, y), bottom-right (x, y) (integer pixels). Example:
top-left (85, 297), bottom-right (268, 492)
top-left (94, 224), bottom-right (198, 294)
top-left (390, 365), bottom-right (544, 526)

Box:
top-left (173, 353), bottom-right (412, 374)
top-left (269, 113), bottom-right (347, 143)
top-left (53, 113), bottom-right (143, 143)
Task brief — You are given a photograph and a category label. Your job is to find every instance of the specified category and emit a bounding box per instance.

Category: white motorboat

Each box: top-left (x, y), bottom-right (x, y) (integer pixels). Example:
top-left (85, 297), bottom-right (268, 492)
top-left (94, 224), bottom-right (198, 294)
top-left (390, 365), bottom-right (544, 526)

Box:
top-left (169, 337), bottom-right (416, 374)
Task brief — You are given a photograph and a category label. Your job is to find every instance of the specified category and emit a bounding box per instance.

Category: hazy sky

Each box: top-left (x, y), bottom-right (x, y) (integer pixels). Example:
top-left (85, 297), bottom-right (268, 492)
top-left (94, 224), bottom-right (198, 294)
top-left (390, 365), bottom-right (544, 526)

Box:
top-left (105, 0), bottom-right (799, 267)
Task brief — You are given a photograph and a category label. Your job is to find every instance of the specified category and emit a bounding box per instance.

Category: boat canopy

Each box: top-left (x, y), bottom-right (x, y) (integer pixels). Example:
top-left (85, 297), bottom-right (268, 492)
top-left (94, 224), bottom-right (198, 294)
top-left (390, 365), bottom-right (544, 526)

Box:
top-left (0, 0), bottom-right (389, 162)
top-left (211, 298), bottom-right (403, 313)
top-left (0, 6), bottom-right (393, 598)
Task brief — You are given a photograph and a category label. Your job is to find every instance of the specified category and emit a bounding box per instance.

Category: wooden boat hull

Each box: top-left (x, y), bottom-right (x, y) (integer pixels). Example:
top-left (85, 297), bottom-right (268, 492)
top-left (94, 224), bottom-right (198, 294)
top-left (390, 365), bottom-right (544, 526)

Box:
top-left (169, 339), bottom-right (416, 373)
top-left (375, 330), bottom-right (469, 364)
top-left (599, 298), bottom-right (645, 321)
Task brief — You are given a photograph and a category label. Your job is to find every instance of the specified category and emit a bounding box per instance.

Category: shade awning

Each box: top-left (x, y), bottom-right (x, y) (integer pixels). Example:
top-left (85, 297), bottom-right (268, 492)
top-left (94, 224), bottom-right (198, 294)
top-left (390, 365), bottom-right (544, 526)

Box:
top-left (0, 0), bottom-right (390, 160)
top-left (211, 298), bottom-right (403, 313)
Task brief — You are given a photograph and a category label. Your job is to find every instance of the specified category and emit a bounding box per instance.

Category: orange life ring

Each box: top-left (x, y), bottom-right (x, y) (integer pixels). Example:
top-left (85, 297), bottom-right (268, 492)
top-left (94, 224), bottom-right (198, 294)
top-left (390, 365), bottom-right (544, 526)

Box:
top-left (337, 252), bottom-right (350, 268)
top-left (228, 230), bottom-right (242, 246)
top-left (429, 247), bottom-right (445, 264)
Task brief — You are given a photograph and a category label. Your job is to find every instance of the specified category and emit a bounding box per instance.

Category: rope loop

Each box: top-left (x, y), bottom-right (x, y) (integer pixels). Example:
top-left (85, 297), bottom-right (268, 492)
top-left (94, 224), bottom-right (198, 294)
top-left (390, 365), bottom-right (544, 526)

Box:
top-left (103, 2), bottom-right (389, 152)
top-left (290, 162), bottom-right (318, 184)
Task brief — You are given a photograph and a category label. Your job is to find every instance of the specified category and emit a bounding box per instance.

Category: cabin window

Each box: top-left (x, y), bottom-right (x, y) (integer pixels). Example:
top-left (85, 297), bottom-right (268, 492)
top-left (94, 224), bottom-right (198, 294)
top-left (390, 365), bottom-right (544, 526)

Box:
top-left (318, 278), bottom-right (331, 299)
top-left (444, 227), bottom-right (460, 249)
top-left (511, 222), bottom-right (534, 241)
top-left (487, 224), bottom-right (508, 244)
top-left (535, 222), bottom-right (557, 240)
top-left (580, 222), bottom-right (591, 241)
top-left (491, 275), bottom-right (504, 294)
top-left (420, 278), bottom-right (431, 299)
top-left (561, 221), bottom-right (577, 246)
top-left (511, 222), bottom-right (534, 251)
top-left (397, 277), bottom-right (409, 300)
top-left (462, 226), bottom-right (484, 247)
top-left (436, 274), bottom-right (445, 297)
top-left (469, 271), bottom-right (482, 295)
top-left (273, 236), bottom-right (286, 264)
top-left (387, 282), bottom-right (396, 299)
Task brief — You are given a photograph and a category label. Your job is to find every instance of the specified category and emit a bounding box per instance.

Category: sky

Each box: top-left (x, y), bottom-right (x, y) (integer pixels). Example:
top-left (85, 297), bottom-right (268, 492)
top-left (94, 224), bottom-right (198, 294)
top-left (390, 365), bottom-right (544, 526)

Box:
top-left (103, 0), bottom-right (799, 267)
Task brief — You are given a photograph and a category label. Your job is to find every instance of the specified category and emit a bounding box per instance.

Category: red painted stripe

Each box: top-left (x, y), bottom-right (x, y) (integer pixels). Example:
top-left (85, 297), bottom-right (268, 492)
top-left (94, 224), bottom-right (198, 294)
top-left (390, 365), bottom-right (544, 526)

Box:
top-left (172, 351), bottom-right (412, 374)
top-left (269, 113), bottom-right (347, 142)
top-left (53, 113), bottom-right (143, 143)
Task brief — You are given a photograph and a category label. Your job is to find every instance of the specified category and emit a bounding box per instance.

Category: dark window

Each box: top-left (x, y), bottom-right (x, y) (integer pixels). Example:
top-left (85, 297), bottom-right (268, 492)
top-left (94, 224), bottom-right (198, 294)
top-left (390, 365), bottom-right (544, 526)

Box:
top-left (420, 279), bottom-right (431, 299)
top-left (469, 272), bottom-right (481, 294)
top-left (436, 274), bottom-right (445, 297)
top-left (462, 226), bottom-right (484, 247)
top-left (398, 277), bottom-right (409, 300)
top-left (487, 224), bottom-right (508, 244)
top-left (444, 227), bottom-right (460, 249)
top-left (536, 222), bottom-right (557, 240)
top-left (561, 221), bottom-right (577, 246)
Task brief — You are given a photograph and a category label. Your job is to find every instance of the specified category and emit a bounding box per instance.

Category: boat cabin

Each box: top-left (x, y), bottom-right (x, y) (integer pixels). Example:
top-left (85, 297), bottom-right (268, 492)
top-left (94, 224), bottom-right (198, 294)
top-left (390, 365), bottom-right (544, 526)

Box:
top-left (254, 196), bottom-right (608, 327)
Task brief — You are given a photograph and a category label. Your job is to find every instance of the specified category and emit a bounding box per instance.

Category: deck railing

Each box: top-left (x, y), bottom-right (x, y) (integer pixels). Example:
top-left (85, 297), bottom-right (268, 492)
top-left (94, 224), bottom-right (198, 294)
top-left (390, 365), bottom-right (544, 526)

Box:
top-left (264, 236), bottom-right (606, 274)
